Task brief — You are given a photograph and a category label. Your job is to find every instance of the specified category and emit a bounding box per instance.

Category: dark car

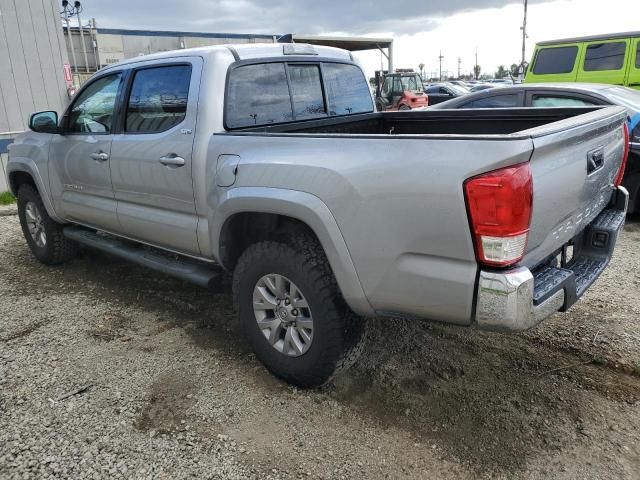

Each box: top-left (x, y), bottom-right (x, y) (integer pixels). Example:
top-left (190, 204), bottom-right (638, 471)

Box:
top-left (431, 83), bottom-right (640, 212)
top-left (423, 82), bottom-right (468, 105)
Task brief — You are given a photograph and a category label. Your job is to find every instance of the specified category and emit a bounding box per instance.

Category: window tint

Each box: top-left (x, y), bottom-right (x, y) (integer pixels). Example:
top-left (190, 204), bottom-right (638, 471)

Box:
top-left (126, 65), bottom-right (191, 133)
top-left (288, 65), bottom-right (326, 119)
top-left (531, 95), bottom-right (596, 107)
top-left (68, 73), bottom-right (121, 133)
top-left (425, 86), bottom-right (440, 94)
top-left (322, 63), bottom-right (373, 115)
top-left (532, 46), bottom-right (578, 74)
top-left (637, 42), bottom-right (640, 68)
top-left (226, 63), bottom-right (292, 128)
top-left (584, 42), bottom-right (626, 71)
top-left (468, 94), bottom-right (519, 108)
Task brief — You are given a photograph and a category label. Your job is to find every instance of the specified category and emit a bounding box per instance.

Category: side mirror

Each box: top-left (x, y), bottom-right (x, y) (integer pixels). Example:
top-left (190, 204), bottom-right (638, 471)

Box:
top-left (29, 111), bottom-right (59, 134)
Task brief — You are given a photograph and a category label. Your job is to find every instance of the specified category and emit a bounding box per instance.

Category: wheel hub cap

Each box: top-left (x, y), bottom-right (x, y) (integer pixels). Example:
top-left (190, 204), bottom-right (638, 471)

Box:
top-left (25, 202), bottom-right (47, 248)
top-left (253, 274), bottom-right (314, 357)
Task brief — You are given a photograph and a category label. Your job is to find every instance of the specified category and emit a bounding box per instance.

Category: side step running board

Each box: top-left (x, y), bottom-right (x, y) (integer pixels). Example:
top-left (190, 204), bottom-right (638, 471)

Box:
top-left (63, 226), bottom-right (221, 288)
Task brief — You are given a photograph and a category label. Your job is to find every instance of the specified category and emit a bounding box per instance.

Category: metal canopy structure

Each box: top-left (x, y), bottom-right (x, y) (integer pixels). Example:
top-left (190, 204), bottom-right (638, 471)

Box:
top-left (291, 34), bottom-right (394, 72)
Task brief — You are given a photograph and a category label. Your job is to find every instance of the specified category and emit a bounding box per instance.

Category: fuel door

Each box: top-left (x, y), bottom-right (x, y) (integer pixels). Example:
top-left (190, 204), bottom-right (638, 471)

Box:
top-left (216, 154), bottom-right (240, 187)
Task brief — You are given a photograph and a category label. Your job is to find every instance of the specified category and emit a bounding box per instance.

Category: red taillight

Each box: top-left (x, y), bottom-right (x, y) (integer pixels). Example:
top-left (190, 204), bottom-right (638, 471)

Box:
top-left (615, 123), bottom-right (629, 187)
top-left (464, 162), bottom-right (533, 267)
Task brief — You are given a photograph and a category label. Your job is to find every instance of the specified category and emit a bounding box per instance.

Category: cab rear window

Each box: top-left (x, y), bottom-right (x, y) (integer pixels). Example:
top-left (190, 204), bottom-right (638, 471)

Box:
top-left (532, 46), bottom-right (578, 74)
top-left (225, 61), bottom-right (373, 129)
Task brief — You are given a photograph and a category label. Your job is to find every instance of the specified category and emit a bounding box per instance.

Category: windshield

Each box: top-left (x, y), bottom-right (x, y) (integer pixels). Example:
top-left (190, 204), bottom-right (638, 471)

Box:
top-left (398, 75), bottom-right (421, 92)
top-left (601, 86), bottom-right (640, 116)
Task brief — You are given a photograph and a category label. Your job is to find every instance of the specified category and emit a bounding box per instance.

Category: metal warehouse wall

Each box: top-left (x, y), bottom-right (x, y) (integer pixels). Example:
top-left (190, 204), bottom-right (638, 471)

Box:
top-left (0, 0), bottom-right (69, 132)
top-left (0, 0), bottom-right (70, 191)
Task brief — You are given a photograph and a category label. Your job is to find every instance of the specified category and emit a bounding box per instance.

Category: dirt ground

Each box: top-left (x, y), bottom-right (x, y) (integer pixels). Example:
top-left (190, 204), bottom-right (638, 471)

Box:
top-left (1, 209), bottom-right (639, 479)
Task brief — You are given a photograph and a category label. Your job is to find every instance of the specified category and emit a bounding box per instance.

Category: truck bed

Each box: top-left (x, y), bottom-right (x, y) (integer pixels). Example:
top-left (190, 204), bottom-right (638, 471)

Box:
top-left (210, 105), bottom-right (627, 325)
top-left (228, 107), bottom-right (603, 137)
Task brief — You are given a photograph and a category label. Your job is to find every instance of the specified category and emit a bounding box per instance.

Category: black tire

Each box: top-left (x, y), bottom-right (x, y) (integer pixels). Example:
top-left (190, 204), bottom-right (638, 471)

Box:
top-left (17, 185), bottom-right (77, 265)
top-left (233, 238), bottom-right (366, 387)
top-left (398, 104), bottom-right (411, 111)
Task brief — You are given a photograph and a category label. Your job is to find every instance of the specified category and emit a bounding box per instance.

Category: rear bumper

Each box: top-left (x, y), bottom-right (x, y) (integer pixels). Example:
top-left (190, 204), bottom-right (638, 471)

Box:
top-left (475, 186), bottom-right (628, 332)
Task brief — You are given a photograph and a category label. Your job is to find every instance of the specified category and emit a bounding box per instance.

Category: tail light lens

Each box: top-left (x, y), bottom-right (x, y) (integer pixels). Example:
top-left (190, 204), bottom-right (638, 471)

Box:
top-left (614, 123), bottom-right (629, 187)
top-left (464, 162), bottom-right (533, 267)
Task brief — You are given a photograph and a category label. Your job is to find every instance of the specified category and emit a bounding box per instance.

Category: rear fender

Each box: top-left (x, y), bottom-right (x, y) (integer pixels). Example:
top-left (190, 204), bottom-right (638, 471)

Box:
top-left (211, 187), bottom-right (374, 317)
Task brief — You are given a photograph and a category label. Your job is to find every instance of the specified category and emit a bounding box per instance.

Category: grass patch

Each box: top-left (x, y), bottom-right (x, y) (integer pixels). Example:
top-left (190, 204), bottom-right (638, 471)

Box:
top-left (0, 191), bottom-right (15, 205)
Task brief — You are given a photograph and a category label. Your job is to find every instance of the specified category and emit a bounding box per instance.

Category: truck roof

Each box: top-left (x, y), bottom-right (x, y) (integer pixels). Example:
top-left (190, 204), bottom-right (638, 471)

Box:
top-left (537, 31), bottom-right (640, 46)
top-left (102, 43), bottom-right (353, 71)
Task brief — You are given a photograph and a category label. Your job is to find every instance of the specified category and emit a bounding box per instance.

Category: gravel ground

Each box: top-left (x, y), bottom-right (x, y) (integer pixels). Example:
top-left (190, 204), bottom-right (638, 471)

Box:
top-left (1, 210), bottom-right (639, 479)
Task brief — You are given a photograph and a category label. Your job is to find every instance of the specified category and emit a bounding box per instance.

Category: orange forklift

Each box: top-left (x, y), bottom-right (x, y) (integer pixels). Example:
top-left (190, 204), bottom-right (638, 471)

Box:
top-left (374, 69), bottom-right (429, 111)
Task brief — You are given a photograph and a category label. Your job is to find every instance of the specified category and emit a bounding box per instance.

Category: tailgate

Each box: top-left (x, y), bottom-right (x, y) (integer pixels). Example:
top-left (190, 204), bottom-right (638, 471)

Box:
top-left (522, 106), bottom-right (628, 268)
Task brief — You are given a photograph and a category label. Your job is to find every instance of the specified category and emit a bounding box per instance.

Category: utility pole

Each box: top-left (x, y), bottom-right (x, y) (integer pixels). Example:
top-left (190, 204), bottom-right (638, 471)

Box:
top-left (75, 2), bottom-right (91, 73)
top-left (457, 57), bottom-right (461, 79)
top-left (61, 1), bottom-right (79, 74)
top-left (474, 48), bottom-right (478, 80)
top-left (521, 0), bottom-right (528, 68)
top-left (438, 51), bottom-right (444, 81)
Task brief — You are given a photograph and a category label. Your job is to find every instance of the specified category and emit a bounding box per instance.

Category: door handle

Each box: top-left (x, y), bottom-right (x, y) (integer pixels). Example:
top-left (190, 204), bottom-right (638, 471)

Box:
top-left (159, 155), bottom-right (186, 167)
top-left (89, 151), bottom-right (109, 162)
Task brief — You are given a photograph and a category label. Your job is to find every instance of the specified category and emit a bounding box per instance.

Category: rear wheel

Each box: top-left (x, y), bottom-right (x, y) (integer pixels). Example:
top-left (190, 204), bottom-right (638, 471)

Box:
top-left (233, 238), bottom-right (366, 387)
top-left (17, 185), bottom-right (77, 265)
top-left (399, 104), bottom-right (411, 111)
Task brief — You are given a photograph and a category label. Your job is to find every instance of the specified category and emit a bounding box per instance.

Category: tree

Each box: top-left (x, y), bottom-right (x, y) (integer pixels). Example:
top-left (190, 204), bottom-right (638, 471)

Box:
top-left (510, 63), bottom-right (519, 76)
top-left (473, 64), bottom-right (481, 80)
top-left (495, 65), bottom-right (507, 79)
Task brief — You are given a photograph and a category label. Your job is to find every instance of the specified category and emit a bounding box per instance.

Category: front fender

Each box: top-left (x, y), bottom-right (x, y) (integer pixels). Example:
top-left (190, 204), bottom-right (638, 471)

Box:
top-left (6, 157), bottom-right (62, 222)
top-left (211, 187), bottom-right (375, 317)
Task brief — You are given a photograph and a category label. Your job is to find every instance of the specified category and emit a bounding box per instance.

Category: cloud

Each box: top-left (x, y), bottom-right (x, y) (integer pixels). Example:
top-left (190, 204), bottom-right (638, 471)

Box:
top-left (87, 0), bottom-right (548, 36)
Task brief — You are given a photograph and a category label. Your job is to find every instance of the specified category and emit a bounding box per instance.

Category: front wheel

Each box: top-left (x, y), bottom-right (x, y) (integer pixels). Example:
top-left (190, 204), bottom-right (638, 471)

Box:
top-left (17, 185), bottom-right (77, 265)
top-left (233, 239), bottom-right (366, 387)
top-left (398, 104), bottom-right (411, 111)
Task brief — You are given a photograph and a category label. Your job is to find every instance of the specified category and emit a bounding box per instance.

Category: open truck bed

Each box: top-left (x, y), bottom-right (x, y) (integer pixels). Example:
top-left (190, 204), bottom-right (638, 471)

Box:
top-left (213, 106), bottom-right (629, 330)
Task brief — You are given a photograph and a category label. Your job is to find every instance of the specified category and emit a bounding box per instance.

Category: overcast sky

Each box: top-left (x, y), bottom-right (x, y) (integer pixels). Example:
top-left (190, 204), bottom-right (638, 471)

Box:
top-left (78, 0), bottom-right (638, 78)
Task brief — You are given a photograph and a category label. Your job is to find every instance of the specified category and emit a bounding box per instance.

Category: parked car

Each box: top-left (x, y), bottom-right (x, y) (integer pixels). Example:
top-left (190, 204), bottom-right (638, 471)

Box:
top-left (525, 31), bottom-right (640, 89)
top-left (6, 43), bottom-right (629, 387)
top-left (423, 82), bottom-right (468, 105)
top-left (430, 83), bottom-right (640, 212)
top-left (448, 80), bottom-right (471, 90)
top-left (469, 83), bottom-right (497, 92)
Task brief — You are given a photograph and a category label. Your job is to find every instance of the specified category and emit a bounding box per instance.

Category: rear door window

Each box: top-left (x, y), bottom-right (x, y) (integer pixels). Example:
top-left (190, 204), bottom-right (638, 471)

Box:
top-left (322, 63), bottom-right (374, 116)
top-left (583, 42), bottom-right (626, 71)
top-left (532, 46), bottom-right (578, 74)
top-left (636, 41), bottom-right (640, 68)
top-left (125, 65), bottom-right (191, 133)
top-left (226, 63), bottom-right (293, 128)
top-left (531, 95), bottom-right (597, 107)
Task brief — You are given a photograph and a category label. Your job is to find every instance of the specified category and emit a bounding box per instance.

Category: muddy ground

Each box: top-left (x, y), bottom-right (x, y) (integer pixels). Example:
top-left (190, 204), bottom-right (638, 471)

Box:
top-left (1, 210), bottom-right (639, 479)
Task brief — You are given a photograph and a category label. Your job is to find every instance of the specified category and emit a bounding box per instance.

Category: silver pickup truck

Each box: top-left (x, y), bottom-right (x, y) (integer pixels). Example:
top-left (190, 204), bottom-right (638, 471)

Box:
top-left (6, 43), bottom-right (629, 387)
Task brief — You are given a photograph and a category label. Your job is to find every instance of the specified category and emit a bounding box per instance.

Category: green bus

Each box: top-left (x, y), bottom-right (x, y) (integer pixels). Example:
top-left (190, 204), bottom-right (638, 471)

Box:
top-left (525, 31), bottom-right (640, 89)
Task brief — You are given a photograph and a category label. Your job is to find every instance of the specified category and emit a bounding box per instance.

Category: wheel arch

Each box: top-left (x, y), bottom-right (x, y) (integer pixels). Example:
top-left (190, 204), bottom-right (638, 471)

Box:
top-left (7, 159), bottom-right (62, 222)
top-left (213, 187), bottom-right (374, 317)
